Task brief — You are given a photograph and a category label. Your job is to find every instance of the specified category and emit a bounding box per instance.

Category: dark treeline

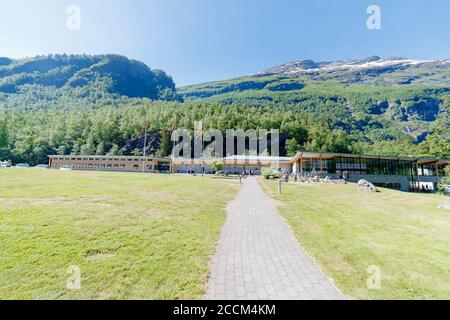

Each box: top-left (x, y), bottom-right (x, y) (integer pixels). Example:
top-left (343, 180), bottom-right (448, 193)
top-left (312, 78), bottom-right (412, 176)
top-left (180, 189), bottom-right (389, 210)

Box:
top-left (1, 100), bottom-right (448, 165)
top-left (0, 54), bottom-right (449, 165)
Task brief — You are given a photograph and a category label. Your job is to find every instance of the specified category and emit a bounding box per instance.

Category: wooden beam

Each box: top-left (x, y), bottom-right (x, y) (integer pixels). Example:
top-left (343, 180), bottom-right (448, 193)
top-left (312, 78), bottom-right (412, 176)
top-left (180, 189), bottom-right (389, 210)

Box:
top-left (320, 156), bottom-right (323, 174)
top-left (436, 162), bottom-right (439, 180)
top-left (300, 156), bottom-right (303, 176)
top-left (416, 161), bottom-right (420, 190)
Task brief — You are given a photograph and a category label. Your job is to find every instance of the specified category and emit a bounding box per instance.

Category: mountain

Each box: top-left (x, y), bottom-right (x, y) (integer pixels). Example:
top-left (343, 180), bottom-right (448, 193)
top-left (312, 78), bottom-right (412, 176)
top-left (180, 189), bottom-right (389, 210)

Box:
top-left (179, 57), bottom-right (450, 145)
top-left (0, 55), bottom-right (448, 165)
top-left (257, 56), bottom-right (450, 86)
top-left (0, 54), bottom-right (179, 103)
top-left (180, 56), bottom-right (450, 98)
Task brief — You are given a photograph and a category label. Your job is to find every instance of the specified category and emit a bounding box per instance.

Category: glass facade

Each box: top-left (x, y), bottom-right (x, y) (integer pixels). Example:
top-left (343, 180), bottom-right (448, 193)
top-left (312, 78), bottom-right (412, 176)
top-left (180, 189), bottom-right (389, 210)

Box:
top-left (302, 157), bottom-right (418, 179)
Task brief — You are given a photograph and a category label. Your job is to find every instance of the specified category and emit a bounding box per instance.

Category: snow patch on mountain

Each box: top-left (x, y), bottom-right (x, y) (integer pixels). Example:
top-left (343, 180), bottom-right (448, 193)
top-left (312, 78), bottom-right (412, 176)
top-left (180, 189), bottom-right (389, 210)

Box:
top-left (258, 57), bottom-right (439, 76)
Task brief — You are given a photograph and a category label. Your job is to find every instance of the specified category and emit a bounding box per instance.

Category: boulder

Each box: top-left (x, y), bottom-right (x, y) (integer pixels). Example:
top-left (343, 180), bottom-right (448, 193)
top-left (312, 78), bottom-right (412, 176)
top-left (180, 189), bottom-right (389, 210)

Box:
top-left (357, 179), bottom-right (378, 192)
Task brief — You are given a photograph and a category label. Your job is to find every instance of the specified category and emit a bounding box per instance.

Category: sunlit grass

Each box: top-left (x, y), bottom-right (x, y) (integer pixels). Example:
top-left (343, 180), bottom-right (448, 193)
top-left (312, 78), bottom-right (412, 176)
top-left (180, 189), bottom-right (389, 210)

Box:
top-left (0, 169), bottom-right (240, 299)
top-left (260, 180), bottom-right (450, 299)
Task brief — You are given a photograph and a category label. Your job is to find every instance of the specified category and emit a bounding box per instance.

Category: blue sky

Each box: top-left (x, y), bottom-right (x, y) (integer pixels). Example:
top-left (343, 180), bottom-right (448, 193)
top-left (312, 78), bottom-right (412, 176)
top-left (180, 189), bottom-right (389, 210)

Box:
top-left (1, 0), bottom-right (449, 86)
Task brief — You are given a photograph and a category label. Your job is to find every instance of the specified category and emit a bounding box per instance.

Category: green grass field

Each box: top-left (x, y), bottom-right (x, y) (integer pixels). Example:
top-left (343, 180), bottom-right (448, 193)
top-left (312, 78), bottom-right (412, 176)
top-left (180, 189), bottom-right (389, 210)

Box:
top-left (0, 169), bottom-right (240, 299)
top-left (261, 180), bottom-right (450, 299)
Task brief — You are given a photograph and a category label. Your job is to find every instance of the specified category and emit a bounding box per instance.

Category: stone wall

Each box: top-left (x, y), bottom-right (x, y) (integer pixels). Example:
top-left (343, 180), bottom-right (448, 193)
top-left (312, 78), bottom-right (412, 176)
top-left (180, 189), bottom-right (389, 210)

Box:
top-left (347, 174), bottom-right (410, 191)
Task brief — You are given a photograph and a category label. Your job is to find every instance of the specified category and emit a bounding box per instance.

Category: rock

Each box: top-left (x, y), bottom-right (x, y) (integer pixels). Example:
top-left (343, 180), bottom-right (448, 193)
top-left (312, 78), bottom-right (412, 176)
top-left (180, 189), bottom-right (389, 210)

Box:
top-left (395, 98), bottom-right (441, 122)
top-left (438, 204), bottom-right (450, 210)
top-left (357, 179), bottom-right (378, 192)
top-left (369, 100), bottom-right (389, 115)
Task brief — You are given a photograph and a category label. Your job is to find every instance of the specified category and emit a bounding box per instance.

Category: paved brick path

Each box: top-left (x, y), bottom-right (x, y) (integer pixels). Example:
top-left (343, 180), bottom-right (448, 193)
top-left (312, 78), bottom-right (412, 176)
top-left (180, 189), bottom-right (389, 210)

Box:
top-left (206, 177), bottom-right (344, 300)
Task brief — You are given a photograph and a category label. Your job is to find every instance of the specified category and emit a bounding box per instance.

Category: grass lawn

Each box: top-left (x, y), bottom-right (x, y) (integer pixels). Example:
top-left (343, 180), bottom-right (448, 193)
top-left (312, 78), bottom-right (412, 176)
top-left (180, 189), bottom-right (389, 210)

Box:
top-left (0, 169), bottom-right (240, 299)
top-left (260, 180), bottom-right (450, 300)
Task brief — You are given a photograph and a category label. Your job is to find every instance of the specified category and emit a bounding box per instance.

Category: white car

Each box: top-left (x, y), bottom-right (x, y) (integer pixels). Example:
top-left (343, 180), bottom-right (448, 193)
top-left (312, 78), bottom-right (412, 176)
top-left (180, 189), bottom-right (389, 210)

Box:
top-left (59, 165), bottom-right (73, 171)
top-left (0, 161), bottom-right (11, 167)
top-left (15, 163), bottom-right (30, 168)
top-left (34, 164), bottom-right (49, 169)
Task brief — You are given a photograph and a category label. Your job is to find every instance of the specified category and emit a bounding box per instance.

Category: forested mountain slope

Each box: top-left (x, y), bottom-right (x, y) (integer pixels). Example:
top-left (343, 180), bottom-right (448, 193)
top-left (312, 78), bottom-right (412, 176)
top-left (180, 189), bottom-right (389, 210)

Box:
top-left (0, 54), bottom-right (179, 103)
top-left (0, 55), bottom-right (448, 165)
top-left (179, 56), bottom-right (450, 158)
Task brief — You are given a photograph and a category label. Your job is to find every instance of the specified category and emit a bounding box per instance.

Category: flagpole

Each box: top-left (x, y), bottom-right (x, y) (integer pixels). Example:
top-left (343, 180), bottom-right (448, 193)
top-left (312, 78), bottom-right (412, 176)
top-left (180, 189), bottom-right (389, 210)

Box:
top-left (143, 121), bottom-right (148, 173)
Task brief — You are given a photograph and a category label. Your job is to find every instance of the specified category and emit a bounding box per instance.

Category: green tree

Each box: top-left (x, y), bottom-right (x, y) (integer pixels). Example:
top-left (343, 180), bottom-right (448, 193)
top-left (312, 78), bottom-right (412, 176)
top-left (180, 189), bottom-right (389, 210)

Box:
top-left (131, 148), bottom-right (142, 156)
top-left (107, 144), bottom-right (123, 156)
top-left (0, 119), bottom-right (9, 159)
top-left (0, 119), bottom-right (8, 149)
top-left (438, 166), bottom-right (450, 194)
top-left (32, 139), bottom-right (55, 164)
top-left (96, 142), bottom-right (105, 155)
top-left (419, 119), bottom-right (450, 158)
top-left (285, 138), bottom-right (300, 156)
top-left (211, 159), bottom-right (224, 173)
top-left (80, 137), bottom-right (95, 155)
top-left (157, 129), bottom-right (172, 157)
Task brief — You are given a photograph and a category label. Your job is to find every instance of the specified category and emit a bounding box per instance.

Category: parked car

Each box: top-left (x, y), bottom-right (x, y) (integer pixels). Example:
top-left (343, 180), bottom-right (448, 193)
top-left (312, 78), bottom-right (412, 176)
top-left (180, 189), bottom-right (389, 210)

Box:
top-left (34, 164), bottom-right (49, 169)
top-left (59, 165), bottom-right (73, 171)
top-left (0, 160), bottom-right (12, 167)
top-left (15, 163), bottom-right (30, 168)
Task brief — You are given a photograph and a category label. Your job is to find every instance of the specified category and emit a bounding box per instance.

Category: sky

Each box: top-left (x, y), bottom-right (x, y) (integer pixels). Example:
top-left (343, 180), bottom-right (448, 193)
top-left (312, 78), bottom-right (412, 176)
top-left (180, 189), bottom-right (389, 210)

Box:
top-left (0, 0), bottom-right (449, 86)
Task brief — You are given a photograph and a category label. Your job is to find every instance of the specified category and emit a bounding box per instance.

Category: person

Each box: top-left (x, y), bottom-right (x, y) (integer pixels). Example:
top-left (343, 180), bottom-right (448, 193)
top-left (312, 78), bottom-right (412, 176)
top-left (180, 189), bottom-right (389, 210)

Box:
top-left (343, 170), bottom-right (349, 181)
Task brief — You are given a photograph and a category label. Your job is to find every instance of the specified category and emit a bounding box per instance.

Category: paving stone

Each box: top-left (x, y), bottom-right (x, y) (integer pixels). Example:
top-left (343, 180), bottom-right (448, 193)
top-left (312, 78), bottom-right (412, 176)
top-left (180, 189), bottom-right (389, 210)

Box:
top-left (206, 177), bottom-right (344, 300)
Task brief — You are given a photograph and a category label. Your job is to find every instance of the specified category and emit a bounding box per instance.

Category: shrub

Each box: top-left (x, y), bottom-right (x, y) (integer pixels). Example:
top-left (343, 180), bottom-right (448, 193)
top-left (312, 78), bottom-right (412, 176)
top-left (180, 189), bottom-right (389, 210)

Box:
top-left (262, 168), bottom-right (281, 180)
top-left (438, 166), bottom-right (450, 194)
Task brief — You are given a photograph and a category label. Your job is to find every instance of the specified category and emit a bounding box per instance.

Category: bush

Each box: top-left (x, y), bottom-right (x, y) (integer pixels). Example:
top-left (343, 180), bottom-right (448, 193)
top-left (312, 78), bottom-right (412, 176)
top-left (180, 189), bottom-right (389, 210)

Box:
top-left (437, 167), bottom-right (450, 195)
top-left (212, 159), bottom-right (224, 173)
top-left (262, 168), bottom-right (281, 180)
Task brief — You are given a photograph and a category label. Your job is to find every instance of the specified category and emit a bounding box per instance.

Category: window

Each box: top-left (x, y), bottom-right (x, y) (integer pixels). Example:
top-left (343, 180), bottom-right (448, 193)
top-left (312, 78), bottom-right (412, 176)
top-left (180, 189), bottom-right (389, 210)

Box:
top-left (373, 182), bottom-right (401, 190)
top-left (157, 162), bottom-right (171, 172)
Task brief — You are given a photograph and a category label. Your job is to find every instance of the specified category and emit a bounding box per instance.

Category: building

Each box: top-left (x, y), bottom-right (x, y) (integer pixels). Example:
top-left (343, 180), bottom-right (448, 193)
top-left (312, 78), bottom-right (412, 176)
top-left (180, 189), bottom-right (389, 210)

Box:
top-left (171, 155), bottom-right (293, 174)
top-left (291, 151), bottom-right (449, 192)
top-left (48, 155), bottom-right (172, 173)
top-left (48, 151), bottom-right (449, 191)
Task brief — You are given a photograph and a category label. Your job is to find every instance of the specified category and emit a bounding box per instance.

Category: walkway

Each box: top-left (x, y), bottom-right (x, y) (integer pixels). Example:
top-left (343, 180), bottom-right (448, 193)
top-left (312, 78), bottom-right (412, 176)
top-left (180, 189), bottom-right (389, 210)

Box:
top-left (206, 177), bottom-right (343, 300)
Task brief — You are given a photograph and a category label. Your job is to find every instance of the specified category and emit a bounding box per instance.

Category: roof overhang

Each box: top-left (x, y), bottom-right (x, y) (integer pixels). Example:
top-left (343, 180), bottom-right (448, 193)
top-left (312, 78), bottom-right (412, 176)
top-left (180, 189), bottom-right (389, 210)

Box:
top-left (291, 151), bottom-right (450, 165)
